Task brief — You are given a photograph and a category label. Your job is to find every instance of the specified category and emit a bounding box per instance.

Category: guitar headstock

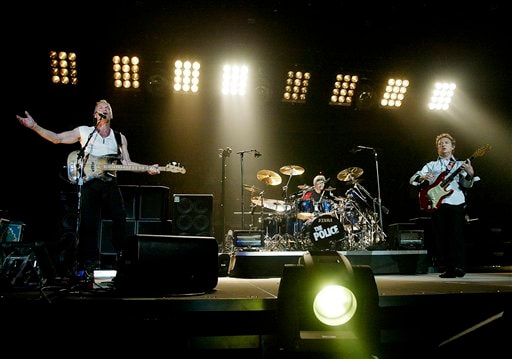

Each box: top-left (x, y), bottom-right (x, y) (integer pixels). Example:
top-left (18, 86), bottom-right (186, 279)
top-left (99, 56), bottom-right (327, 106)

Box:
top-left (472, 144), bottom-right (491, 158)
top-left (164, 162), bottom-right (186, 174)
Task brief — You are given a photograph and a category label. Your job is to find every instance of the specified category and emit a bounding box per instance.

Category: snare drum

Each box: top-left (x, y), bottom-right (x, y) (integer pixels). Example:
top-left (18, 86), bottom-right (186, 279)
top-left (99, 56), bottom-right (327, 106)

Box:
top-left (302, 214), bottom-right (345, 249)
top-left (297, 199), bottom-right (315, 220)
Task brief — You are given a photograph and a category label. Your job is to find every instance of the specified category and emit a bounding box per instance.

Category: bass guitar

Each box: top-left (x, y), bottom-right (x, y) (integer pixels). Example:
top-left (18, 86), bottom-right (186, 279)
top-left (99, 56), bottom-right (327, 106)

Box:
top-left (418, 144), bottom-right (490, 212)
top-left (66, 150), bottom-right (186, 184)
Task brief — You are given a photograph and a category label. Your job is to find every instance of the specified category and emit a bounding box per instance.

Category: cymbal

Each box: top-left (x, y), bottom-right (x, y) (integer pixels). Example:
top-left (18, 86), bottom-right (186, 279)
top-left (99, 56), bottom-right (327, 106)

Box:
top-left (243, 184), bottom-right (262, 193)
top-left (257, 169), bottom-right (282, 185)
top-left (297, 184), bottom-right (310, 190)
top-left (337, 167), bottom-right (364, 181)
top-left (280, 165), bottom-right (305, 176)
top-left (251, 197), bottom-right (291, 212)
top-left (325, 186), bottom-right (336, 192)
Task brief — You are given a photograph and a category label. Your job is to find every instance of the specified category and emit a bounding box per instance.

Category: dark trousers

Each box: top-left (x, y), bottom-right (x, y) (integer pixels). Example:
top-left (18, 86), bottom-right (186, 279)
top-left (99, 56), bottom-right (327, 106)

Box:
top-left (431, 203), bottom-right (466, 271)
top-left (77, 178), bottom-right (126, 266)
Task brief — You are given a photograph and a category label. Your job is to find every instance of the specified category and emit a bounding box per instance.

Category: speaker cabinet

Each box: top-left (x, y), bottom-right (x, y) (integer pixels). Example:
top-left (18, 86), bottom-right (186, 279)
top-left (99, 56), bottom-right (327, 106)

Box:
top-left (172, 194), bottom-right (213, 236)
top-left (116, 234), bottom-right (219, 294)
top-left (100, 220), bottom-right (137, 254)
top-left (120, 185), bottom-right (138, 220)
top-left (100, 220), bottom-right (173, 255)
top-left (102, 185), bottom-right (169, 221)
top-left (139, 185), bottom-right (170, 220)
top-left (137, 220), bottom-right (172, 235)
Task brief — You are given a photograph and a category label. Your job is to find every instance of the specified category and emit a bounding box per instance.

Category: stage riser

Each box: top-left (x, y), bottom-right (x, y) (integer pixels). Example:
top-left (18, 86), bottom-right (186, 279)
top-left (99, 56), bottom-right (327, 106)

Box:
top-left (228, 250), bottom-right (429, 278)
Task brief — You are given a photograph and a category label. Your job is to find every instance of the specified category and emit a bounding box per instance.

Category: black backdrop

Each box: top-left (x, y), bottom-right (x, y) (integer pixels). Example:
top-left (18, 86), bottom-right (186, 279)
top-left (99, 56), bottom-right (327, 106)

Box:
top-left (6, 2), bottom-right (511, 258)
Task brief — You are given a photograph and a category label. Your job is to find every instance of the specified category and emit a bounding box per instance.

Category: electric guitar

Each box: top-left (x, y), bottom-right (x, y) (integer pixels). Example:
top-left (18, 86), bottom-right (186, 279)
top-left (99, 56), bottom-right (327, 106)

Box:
top-left (66, 150), bottom-right (186, 184)
top-left (418, 144), bottom-right (490, 212)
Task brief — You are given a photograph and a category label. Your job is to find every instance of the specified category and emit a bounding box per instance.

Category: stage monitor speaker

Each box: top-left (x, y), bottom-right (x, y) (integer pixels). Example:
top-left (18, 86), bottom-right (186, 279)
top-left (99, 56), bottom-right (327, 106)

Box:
top-left (172, 194), bottom-right (213, 236)
top-left (115, 234), bottom-right (219, 294)
top-left (388, 223), bottom-right (424, 250)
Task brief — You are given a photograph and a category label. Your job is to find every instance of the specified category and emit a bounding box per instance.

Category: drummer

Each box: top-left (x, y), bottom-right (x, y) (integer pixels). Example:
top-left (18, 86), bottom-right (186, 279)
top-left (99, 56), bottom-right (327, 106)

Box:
top-left (301, 174), bottom-right (330, 215)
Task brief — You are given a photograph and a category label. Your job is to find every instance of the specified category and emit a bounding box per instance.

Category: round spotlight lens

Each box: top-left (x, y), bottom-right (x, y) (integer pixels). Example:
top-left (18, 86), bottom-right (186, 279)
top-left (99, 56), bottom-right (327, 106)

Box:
top-left (313, 284), bottom-right (357, 326)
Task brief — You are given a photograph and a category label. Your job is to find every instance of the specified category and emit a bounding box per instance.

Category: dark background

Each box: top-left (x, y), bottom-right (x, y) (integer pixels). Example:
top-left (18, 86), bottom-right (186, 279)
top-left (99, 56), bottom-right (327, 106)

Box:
top-left (5, 1), bottom-right (511, 258)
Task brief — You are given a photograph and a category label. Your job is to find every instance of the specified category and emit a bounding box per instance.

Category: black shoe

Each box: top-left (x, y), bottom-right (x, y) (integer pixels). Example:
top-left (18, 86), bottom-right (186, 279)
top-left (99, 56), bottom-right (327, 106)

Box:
top-left (439, 271), bottom-right (456, 278)
top-left (454, 268), bottom-right (465, 277)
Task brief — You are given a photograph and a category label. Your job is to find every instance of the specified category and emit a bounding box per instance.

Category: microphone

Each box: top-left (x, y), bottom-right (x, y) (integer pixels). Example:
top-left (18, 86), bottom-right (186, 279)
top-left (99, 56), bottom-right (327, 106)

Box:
top-left (94, 112), bottom-right (107, 125)
top-left (349, 147), bottom-right (362, 154)
top-left (218, 147), bottom-right (233, 158)
top-left (236, 149), bottom-right (262, 157)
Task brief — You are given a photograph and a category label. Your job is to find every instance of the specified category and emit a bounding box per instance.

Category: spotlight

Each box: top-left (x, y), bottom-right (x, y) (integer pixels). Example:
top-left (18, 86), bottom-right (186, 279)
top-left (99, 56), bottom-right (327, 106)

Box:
top-left (277, 250), bottom-right (380, 357)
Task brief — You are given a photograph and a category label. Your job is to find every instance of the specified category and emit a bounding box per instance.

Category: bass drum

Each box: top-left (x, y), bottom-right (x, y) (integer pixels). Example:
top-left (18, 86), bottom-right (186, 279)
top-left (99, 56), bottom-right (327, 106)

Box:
top-left (303, 214), bottom-right (346, 250)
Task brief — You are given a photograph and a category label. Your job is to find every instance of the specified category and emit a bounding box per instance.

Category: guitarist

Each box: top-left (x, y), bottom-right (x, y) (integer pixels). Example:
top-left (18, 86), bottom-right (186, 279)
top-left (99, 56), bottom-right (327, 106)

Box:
top-left (409, 133), bottom-right (476, 278)
top-left (16, 99), bottom-right (160, 283)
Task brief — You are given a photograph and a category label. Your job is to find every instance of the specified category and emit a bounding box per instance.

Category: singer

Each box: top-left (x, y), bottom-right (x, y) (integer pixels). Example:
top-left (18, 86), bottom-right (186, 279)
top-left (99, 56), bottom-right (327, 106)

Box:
top-left (16, 99), bottom-right (161, 286)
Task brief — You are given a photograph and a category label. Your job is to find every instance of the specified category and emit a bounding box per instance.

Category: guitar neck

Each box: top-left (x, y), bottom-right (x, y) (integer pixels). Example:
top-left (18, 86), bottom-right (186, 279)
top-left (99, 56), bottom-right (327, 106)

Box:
top-left (103, 164), bottom-right (156, 172)
top-left (440, 156), bottom-right (472, 187)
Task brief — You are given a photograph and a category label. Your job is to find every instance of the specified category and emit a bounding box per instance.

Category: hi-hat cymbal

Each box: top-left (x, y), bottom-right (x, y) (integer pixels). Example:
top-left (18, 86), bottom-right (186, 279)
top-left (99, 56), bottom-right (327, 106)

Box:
top-left (243, 184), bottom-right (262, 193)
top-left (325, 186), bottom-right (336, 192)
top-left (297, 184), bottom-right (310, 190)
top-left (257, 169), bottom-right (282, 186)
top-left (279, 165), bottom-right (305, 176)
top-left (251, 197), bottom-right (291, 212)
top-left (337, 167), bottom-right (364, 181)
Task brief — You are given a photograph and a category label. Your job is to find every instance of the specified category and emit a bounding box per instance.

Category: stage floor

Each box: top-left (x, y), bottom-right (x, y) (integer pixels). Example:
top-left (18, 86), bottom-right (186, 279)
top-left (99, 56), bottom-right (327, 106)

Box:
top-left (1, 251), bottom-right (511, 358)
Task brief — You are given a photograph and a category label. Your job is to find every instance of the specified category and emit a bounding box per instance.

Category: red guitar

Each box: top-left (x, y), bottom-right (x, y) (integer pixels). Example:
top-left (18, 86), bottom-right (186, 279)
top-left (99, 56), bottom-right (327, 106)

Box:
top-left (418, 144), bottom-right (490, 212)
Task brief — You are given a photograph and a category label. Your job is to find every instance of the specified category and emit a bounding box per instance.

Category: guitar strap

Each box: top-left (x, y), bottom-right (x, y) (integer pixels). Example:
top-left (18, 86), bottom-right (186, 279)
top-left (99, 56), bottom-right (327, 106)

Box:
top-left (446, 158), bottom-right (455, 171)
top-left (114, 130), bottom-right (123, 157)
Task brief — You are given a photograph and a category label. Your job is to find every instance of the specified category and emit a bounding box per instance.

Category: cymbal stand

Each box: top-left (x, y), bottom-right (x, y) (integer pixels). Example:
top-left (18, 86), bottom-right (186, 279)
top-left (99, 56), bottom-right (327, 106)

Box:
top-left (353, 182), bottom-right (387, 245)
top-left (258, 192), bottom-right (267, 236)
top-left (281, 174), bottom-right (295, 248)
top-left (282, 173), bottom-right (294, 200)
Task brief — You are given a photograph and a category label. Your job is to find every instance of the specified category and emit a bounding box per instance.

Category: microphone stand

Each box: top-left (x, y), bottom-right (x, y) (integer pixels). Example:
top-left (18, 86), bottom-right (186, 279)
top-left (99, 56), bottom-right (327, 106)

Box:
top-left (372, 149), bottom-right (385, 233)
top-left (355, 146), bottom-right (389, 245)
top-left (218, 147), bottom-right (232, 247)
top-left (239, 152), bottom-right (246, 230)
top-left (237, 149), bottom-right (260, 230)
top-left (71, 124), bottom-right (98, 273)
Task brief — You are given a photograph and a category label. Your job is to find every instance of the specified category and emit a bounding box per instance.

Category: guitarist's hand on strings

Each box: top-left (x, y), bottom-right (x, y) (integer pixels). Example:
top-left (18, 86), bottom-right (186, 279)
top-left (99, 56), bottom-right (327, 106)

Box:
top-left (419, 172), bottom-right (435, 182)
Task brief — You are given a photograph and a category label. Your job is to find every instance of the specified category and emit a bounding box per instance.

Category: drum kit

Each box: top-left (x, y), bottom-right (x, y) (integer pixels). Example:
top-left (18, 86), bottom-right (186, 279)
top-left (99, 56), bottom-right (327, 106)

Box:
top-left (242, 164), bottom-right (385, 251)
